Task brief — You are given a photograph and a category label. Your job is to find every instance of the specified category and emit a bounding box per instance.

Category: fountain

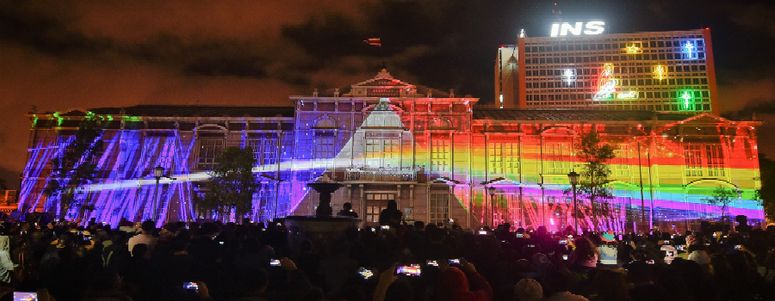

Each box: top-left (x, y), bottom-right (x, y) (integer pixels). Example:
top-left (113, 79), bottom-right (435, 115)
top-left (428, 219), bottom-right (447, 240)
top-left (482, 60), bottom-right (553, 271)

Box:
top-left (282, 175), bottom-right (359, 251)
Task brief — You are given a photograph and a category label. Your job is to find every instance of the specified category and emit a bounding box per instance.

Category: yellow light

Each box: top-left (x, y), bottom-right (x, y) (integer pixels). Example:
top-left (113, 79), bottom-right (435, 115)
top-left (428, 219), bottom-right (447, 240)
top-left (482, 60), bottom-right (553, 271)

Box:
top-left (625, 44), bottom-right (642, 54)
top-left (653, 64), bottom-right (667, 81)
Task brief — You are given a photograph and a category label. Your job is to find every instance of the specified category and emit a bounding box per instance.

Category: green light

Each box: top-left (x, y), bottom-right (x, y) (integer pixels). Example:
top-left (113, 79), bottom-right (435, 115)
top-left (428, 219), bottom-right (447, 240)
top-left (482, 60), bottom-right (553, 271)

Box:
top-left (52, 112), bottom-right (64, 126)
top-left (679, 90), bottom-right (695, 111)
top-left (106, 115), bottom-right (113, 121)
top-left (32, 114), bottom-right (38, 128)
top-left (122, 115), bottom-right (142, 122)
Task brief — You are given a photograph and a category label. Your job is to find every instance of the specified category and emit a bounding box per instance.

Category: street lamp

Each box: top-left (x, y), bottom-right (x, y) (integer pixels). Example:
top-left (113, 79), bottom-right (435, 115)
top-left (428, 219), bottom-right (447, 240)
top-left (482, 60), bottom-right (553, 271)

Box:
top-left (567, 171), bottom-right (580, 234)
top-left (153, 165), bottom-right (164, 220)
top-left (487, 186), bottom-right (496, 227)
top-left (260, 174), bottom-right (282, 221)
top-left (152, 165), bottom-right (177, 222)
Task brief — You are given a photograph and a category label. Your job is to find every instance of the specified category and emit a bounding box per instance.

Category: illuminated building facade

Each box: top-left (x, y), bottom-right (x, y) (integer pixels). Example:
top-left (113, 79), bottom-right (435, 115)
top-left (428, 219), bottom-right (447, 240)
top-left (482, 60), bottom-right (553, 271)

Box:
top-left (496, 28), bottom-right (718, 114)
top-left (19, 68), bottom-right (763, 232)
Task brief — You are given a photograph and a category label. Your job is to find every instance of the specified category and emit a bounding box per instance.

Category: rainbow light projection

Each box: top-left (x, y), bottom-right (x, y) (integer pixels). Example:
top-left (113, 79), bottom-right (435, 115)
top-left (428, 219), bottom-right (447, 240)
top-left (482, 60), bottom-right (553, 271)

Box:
top-left (18, 98), bottom-right (761, 232)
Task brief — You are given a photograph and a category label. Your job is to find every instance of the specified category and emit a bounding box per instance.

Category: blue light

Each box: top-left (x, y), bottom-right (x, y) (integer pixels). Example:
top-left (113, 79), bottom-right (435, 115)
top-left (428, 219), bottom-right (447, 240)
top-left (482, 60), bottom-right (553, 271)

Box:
top-left (682, 41), bottom-right (698, 59)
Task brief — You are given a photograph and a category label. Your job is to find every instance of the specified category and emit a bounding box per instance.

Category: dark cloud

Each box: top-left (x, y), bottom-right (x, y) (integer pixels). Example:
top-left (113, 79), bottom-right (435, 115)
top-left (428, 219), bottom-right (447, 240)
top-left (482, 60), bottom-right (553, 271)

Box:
top-left (1, 0), bottom-right (775, 188)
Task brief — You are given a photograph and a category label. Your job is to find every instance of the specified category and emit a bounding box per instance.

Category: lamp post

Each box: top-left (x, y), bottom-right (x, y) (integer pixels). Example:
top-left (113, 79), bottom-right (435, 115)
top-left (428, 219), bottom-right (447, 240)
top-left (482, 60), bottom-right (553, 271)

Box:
top-left (567, 171), bottom-right (580, 234)
top-left (153, 165), bottom-right (164, 220)
top-left (539, 173), bottom-right (545, 226)
top-left (260, 174), bottom-right (282, 221)
top-left (488, 186), bottom-right (496, 227)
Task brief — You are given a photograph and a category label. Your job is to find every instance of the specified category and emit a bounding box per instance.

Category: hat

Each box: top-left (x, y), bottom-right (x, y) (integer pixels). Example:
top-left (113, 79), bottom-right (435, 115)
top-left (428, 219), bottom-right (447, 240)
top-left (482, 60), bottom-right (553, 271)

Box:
top-left (514, 278), bottom-right (543, 301)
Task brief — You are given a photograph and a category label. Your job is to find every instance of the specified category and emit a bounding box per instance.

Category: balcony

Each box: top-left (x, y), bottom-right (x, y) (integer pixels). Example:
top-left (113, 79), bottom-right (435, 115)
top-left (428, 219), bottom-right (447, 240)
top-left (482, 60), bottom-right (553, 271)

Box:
top-left (343, 167), bottom-right (422, 183)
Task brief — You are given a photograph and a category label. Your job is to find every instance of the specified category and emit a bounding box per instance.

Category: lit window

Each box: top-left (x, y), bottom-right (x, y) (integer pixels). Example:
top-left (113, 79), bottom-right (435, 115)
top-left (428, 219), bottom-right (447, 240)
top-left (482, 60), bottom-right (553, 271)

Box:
top-left (429, 192), bottom-right (450, 225)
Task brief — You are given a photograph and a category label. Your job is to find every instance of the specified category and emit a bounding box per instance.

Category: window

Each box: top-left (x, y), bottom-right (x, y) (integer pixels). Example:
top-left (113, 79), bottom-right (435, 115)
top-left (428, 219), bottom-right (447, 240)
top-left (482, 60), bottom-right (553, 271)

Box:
top-left (544, 142), bottom-right (572, 175)
top-left (612, 146), bottom-right (633, 179)
top-left (489, 142), bottom-right (519, 177)
top-left (431, 137), bottom-right (450, 173)
top-left (684, 143), bottom-right (725, 177)
top-left (314, 131), bottom-right (336, 169)
top-left (247, 135), bottom-right (278, 166)
top-left (365, 193), bottom-right (395, 223)
top-left (365, 132), bottom-right (400, 169)
top-left (429, 192), bottom-right (450, 225)
top-left (705, 144), bottom-right (725, 177)
top-left (197, 137), bottom-right (224, 170)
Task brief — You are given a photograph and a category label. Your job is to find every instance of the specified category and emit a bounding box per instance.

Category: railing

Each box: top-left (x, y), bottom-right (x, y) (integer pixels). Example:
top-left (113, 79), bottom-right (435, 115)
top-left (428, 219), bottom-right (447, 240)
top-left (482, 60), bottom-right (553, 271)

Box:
top-left (0, 190), bottom-right (18, 213)
top-left (344, 167), bottom-right (420, 182)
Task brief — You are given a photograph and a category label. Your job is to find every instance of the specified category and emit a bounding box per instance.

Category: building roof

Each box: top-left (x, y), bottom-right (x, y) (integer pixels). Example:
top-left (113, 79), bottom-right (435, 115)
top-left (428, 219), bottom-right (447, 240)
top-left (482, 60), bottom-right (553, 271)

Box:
top-left (473, 109), bottom-right (690, 122)
top-left (72, 105), bottom-right (295, 118)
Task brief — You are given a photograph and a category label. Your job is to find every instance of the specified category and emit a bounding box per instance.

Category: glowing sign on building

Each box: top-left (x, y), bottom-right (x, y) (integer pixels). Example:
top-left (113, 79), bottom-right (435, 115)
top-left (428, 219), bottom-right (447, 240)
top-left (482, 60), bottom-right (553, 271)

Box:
top-left (550, 21), bottom-right (606, 37)
top-left (682, 41), bottom-right (698, 59)
top-left (653, 64), bottom-right (667, 81)
top-left (679, 90), bottom-right (695, 110)
top-left (593, 63), bottom-right (617, 100)
top-left (562, 69), bottom-right (576, 85)
top-left (625, 43), bottom-right (642, 54)
top-left (617, 91), bottom-right (639, 99)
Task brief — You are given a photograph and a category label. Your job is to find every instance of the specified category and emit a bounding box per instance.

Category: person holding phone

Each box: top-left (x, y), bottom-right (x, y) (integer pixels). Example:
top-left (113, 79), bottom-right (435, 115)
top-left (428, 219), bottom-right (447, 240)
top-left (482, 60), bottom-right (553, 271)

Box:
top-left (434, 259), bottom-right (493, 301)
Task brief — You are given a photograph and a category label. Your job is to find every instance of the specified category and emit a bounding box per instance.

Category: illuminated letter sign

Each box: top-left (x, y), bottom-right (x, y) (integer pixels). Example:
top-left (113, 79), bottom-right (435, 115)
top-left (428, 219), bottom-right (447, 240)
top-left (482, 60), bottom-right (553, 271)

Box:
top-left (550, 21), bottom-right (605, 37)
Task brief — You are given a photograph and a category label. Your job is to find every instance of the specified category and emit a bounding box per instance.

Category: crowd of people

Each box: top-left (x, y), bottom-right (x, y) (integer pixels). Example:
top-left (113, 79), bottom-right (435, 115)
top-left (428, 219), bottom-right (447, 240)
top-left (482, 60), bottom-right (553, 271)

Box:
top-left (0, 211), bottom-right (772, 301)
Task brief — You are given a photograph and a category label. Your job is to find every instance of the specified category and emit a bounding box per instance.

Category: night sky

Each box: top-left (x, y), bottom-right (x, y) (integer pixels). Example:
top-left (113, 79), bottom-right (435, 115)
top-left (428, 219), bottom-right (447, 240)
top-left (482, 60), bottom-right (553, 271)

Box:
top-left (1, 0), bottom-right (774, 188)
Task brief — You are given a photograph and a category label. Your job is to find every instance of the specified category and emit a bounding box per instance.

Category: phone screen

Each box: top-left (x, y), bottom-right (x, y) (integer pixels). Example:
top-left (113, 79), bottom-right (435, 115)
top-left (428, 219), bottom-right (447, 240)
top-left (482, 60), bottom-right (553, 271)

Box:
top-left (448, 258), bottom-right (461, 265)
top-left (426, 260), bottom-right (439, 267)
top-left (477, 230), bottom-right (488, 235)
top-left (357, 267), bottom-right (374, 280)
top-left (183, 282), bottom-right (199, 293)
top-left (395, 264), bottom-right (422, 277)
top-left (270, 259), bottom-right (281, 267)
top-left (13, 292), bottom-right (38, 301)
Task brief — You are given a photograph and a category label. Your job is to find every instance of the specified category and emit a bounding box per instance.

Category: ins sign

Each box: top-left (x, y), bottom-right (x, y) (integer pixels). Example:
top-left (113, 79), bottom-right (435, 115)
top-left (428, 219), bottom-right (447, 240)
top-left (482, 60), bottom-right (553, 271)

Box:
top-left (550, 21), bottom-right (606, 37)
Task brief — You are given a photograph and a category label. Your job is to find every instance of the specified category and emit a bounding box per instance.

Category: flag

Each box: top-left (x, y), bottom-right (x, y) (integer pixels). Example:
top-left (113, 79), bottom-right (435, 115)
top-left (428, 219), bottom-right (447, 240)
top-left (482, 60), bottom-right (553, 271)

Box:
top-left (363, 37), bottom-right (381, 47)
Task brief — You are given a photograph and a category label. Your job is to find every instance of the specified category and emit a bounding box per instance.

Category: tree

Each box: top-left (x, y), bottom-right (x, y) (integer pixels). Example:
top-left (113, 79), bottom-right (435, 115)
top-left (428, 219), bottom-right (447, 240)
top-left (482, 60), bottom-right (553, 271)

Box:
top-left (575, 132), bottom-right (616, 231)
top-left (43, 112), bottom-right (104, 219)
top-left (199, 147), bottom-right (257, 222)
top-left (756, 154), bottom-right (775, 221)
top-left (703, 186), bottom-right (737, 223)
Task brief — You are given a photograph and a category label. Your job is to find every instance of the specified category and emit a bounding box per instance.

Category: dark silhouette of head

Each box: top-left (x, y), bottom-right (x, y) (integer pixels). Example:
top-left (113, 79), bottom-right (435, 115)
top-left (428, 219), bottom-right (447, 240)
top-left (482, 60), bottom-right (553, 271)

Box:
top-left (387, 200), bottom-right (397, 210)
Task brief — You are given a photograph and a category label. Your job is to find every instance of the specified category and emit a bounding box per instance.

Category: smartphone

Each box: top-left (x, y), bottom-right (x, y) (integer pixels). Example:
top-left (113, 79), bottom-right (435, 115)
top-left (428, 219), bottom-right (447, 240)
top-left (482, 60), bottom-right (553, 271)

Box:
top-left (663, 240), bottom-right (670, 244)
top-left (13, 292), bottom-right (38, 301)
top-left (218, 241), bottom-right (225, 245)
top-left (380, 225), bottom-right (390, 230)
top-left (269, 259), bottom-right (281, 267)
top-left (516, 233), bottom-right (524, 238)
top-left (527, 244), bottom-right (536, 248)
top-left (676, 245), bottom-right (685, 251)
top-left (357, 267), bottom-right (374, 280)
top-left (562, 254), bottom-right (569, 260)
top-left (426, 260), bottom-right (439, 267)
top-left (559, 239), bottom-right (568, 245)
top-left (645, 259), bottom-right (655, 265)
top-left (395, 264), bottom-right (422, 277)
top-left (477, 230), bottom-right (488, 235)
top-left (183, 282), bottom-right (199, 293)
top-left (734, 245), bottom-right (742, 250)
top-left (448, 258), bottom-right (461, 265)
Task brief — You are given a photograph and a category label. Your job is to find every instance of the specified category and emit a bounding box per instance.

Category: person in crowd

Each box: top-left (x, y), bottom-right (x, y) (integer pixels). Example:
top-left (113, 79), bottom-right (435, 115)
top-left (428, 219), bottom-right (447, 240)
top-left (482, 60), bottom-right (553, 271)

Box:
top-left (0, 218), bottom-right (771, 301)
top-left (127, 221), bottom-right (157, 253)
top-left (337, 202), bottom-right (359, 218)
top-left (434, 260), bottom-right (493, 301)
top-left (512, 278), bottom-right (542, 301)
top-left (379, 200), bottom-right (402, 227)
